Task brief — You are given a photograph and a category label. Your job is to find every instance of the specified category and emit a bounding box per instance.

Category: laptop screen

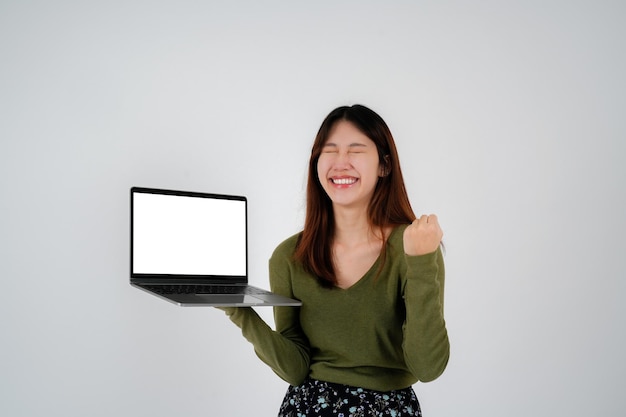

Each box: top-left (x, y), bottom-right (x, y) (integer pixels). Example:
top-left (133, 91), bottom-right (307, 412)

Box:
top-left (131, 188), bottom-right (247, 277)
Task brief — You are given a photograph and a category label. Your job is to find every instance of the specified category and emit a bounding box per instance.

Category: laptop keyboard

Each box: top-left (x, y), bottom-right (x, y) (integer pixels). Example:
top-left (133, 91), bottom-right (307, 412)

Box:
top-left (144, 284), bottom-right (266, 296)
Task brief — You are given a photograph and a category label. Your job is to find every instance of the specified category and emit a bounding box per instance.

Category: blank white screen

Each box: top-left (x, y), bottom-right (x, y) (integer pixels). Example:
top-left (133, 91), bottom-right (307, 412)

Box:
top-left (132, 192), bottom-right (246, 276)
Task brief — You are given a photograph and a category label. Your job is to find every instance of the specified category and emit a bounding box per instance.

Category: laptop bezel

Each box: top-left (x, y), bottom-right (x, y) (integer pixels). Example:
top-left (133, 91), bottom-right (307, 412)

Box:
top-left (130, 186), bottom-right (249, 285)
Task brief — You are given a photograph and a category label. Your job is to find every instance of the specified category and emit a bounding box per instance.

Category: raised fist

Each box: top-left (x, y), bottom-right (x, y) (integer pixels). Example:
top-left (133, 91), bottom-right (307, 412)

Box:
top-left (403, 214), bottom-right (443, 256)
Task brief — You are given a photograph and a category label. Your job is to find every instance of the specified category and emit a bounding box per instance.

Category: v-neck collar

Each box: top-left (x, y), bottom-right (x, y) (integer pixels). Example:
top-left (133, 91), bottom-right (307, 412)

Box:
top-left (334, 226), bottom-right (403, 291)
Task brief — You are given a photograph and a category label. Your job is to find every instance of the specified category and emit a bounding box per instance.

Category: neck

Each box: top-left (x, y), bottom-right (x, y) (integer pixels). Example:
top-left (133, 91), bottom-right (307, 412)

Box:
top-left (332, 206), bottom-right (380, 245)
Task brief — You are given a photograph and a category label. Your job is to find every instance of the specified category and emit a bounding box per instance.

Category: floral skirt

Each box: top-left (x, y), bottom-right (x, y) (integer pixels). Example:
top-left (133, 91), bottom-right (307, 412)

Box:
top-left (278, 378), bottom-right (422, 417)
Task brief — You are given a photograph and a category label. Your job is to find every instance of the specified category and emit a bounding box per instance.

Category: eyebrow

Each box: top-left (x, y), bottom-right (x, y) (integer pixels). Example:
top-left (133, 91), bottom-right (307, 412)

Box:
top-left (322, 142), bottom-right (369, 148)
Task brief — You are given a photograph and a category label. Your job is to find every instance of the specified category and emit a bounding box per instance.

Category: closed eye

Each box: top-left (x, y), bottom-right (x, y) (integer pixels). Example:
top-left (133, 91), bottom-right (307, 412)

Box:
top-left (321, 142), bottom-right (370, 154)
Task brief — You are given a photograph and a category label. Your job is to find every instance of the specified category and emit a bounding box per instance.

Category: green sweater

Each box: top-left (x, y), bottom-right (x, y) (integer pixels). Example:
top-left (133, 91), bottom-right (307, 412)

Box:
top-left (223, 224), bottom-right (449, 392)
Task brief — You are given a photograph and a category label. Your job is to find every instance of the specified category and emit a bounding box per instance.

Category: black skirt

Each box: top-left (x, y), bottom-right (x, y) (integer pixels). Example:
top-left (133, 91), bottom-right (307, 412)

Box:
top-left (278, 378), bottom-right (422, 417)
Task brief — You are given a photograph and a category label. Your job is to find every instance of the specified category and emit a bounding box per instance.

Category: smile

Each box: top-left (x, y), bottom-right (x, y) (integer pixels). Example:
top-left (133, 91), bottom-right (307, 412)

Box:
top-left (331, 177), bottom-right (358, 185)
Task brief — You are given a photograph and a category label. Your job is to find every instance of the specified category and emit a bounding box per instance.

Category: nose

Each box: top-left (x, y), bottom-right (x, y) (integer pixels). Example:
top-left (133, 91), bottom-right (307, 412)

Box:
top-left (333, 150), bottom-right (352, 169)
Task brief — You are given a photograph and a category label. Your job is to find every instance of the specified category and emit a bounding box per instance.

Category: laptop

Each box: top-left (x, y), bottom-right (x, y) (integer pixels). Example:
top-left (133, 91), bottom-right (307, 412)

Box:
top-left (130, 187), bottom-right (302, 307)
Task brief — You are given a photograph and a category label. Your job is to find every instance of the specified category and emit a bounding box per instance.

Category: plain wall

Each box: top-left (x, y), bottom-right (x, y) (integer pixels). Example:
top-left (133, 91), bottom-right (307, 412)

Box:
top-left (1, 1), bottom-right (624, 416)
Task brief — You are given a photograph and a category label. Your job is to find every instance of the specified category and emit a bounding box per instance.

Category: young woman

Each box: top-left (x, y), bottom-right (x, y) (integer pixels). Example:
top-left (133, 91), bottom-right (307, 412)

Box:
top-left (221, 104), bottom-right (449, 416)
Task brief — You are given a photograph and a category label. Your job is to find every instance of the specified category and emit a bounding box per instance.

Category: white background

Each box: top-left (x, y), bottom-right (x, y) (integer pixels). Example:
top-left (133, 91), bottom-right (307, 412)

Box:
top-left (1, 1), bottom-right (624, 416)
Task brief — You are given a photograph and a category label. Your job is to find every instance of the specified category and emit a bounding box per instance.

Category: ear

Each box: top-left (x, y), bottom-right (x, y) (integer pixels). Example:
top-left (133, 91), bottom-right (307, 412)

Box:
top-left (379, 155), bottom-right (391, 177)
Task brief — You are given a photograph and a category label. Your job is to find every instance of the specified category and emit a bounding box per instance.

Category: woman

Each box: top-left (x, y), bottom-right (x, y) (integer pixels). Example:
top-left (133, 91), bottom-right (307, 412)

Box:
top-left (221, 104), bottom-right (449, 416)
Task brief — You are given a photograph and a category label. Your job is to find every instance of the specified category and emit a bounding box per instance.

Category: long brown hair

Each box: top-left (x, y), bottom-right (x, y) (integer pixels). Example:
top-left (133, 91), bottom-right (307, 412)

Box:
top-left (294, 104), bottom-right (416, 287)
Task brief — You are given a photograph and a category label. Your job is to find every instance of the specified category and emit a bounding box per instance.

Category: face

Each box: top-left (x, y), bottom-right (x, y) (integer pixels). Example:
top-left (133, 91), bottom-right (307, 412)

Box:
top-left (317, 120), bottom-right (383, 211)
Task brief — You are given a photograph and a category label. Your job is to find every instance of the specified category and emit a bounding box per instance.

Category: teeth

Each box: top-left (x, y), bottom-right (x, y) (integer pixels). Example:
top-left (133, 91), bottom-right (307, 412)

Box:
top-left (332, 178), bottom-right (357, 185)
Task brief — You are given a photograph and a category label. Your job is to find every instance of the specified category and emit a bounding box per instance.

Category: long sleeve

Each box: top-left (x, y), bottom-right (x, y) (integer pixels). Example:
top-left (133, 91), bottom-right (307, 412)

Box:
top-left (221, 240), bottom-right (310, 385)
top-left (222, 306), bottom-right (309, 385)
top-left (401, 246), bottom-right (450, 382)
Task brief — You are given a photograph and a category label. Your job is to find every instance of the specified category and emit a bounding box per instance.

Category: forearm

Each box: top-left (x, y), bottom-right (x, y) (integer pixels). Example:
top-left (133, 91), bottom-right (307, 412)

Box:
top-left (402, 247), bottom-right (450, 382)
top-left (222, 307), bottom-right (310, 385)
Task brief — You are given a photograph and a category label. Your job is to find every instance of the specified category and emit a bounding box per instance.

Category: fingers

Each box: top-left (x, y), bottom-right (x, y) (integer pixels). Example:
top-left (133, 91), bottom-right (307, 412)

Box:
top-left (418, 214), bottom-right (438, 224)
top-left (416, 213), bottom-right (443, 240)
top-left (404, 214), bottom-right (443, 256)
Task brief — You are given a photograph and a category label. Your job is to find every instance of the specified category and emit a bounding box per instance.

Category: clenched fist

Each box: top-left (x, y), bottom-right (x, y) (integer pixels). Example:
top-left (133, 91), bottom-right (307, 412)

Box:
top-left (403, 214), bottom-right (444, 256)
